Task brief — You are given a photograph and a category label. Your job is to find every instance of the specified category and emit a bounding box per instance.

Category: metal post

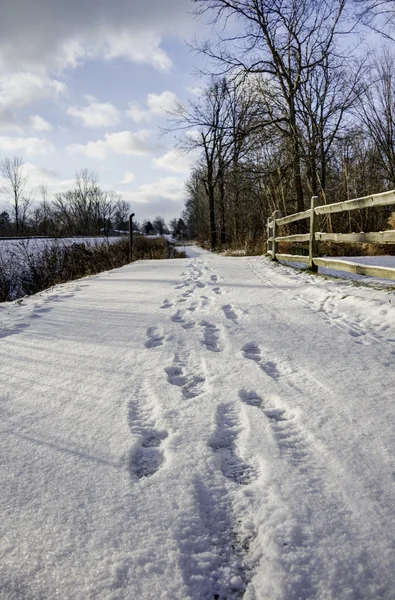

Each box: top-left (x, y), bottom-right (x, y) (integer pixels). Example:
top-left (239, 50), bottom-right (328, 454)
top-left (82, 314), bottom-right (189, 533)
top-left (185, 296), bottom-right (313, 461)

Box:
top-left (129, 213), bottom-right (135, 262)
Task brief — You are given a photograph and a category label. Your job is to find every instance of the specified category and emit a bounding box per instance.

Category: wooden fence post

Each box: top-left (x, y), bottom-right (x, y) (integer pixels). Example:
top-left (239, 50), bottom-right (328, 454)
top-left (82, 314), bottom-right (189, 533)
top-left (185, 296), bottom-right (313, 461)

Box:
top-left (308, 197), bottom-right (319, 272)
top-left (266, 217), bottom-right (272, 256)
top-left (129, 212), bottom-right (135, 262)
top-left (272, 210), bottom-right (280, 260)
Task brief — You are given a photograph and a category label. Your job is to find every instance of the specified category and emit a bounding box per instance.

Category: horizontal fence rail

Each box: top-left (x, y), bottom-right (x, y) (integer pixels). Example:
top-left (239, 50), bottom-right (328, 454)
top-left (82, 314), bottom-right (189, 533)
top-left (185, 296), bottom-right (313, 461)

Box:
top-left (276, 209), bottom-right (311, 226)
top-left (266, 190), bottom-right (395, 281)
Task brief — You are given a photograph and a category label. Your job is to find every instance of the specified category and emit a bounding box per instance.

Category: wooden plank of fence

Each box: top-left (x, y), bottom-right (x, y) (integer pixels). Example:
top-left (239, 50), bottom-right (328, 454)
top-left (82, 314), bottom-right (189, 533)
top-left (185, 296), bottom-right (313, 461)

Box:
top-left (276, 209), bottom-right (311, 226)
top-left (276, 253), bottom-right (309, 264)
top-left (315, 190), bottom-right (395, 215)
top-left (313, 257), bottom-right (395, 280)
top-left (316, 231), bottom-right (395, 244)
top-left (275, 234), bottom-right (310, 242)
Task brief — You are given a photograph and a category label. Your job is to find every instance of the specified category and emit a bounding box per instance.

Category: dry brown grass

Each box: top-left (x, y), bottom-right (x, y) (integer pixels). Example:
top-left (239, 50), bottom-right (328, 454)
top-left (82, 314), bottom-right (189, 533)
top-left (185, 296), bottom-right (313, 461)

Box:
top-left (0, 236), bottom-right (184, 302)
top-left (278, 240), bottom-right (395, 258)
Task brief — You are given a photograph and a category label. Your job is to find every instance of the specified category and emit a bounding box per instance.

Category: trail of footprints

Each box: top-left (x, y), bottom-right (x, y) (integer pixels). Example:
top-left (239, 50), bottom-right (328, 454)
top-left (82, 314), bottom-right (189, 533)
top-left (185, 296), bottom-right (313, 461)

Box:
top-left (137, 260), bottom-right (233, 480)
top-left (238, 388), bottom-right (311, 470)
top-left (239, 340), bottom-right (311, 467)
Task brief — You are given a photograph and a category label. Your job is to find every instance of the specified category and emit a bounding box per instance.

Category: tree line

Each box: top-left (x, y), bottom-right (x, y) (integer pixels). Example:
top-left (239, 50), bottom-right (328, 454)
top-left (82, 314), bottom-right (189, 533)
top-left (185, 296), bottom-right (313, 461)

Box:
top-left (0, 160), bottom-right (131, 237)
top-left (0, 158), bottom-right (187, 239)
top-left (171, 0), bottom-right (395, 250)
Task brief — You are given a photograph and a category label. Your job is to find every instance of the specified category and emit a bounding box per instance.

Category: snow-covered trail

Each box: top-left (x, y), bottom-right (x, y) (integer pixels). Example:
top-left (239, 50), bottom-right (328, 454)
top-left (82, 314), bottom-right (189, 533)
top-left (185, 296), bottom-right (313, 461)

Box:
top-left (1, 247), bottom-right (394, 600)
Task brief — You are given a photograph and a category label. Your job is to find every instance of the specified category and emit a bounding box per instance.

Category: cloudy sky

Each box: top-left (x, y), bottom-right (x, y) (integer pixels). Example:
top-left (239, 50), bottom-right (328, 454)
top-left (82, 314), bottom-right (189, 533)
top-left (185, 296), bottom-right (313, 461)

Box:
top-left (0, 0), bottom-right (207, 223)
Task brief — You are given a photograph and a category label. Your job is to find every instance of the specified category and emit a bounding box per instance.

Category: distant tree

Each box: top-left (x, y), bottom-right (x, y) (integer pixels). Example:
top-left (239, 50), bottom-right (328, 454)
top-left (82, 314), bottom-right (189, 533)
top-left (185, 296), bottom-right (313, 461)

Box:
top-left (169, 217), bottom-right (178, 237)
top-left (152, 215), bottom-right (167, 235)
top-left (132, 220), bottom-right (141, 232)
top-left (0, 211), bottom-right (11, 235)
top-left (143, 220), bottom-right (154, 235)
top-left (50, 170), bottom-right (128, 236)
top-left (114, 199), bottom-right (131, 232)
top-left (175, 218), bottom-right (187, 238)
top-left (0, 156), bottom-right (29, 235)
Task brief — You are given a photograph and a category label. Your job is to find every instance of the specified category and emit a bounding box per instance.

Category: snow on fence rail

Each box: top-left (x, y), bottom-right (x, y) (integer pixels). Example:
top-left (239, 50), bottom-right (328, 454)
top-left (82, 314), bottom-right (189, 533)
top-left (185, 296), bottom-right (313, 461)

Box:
top-left (267, 190), bottom-right (395, 281)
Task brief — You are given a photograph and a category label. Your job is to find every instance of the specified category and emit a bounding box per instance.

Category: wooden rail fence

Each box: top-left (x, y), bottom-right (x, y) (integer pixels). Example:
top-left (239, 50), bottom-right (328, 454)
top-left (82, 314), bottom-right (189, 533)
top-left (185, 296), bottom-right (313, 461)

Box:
top-left (266, 190), bottom-right (395, 281)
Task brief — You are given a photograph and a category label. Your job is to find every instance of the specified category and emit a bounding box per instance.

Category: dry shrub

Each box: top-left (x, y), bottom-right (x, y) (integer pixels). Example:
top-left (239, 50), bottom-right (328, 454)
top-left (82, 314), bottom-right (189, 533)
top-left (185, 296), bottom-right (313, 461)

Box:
top-left (222, 235), bottom-right (267, 256)
top-left (388, 212), bottom-right (395, 229)
top-left (0, 236), bottom-right (184, 302)
top-left (133, 236), bottom-right (169, 260)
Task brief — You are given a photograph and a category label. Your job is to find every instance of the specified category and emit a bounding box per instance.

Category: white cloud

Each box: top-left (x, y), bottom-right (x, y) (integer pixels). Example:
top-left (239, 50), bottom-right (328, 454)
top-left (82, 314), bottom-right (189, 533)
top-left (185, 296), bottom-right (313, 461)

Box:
top-left (67, 130), bottom-right (158, 160)
top-left (20, 163), bottom-right (75, 195)
top-left (0, 110), bottom-right (22, 134)
top-left (0, 0), bottom-right (198, 75)
top-left (0, 136), bottom-right (55, 156)
top-left (0, 112), bottom-right (53, 134)
top-left (153, 149), bottom-right (195, 173)
top-left (186, 129), bottom-right (201, 142)
top-left (0, 72), bottom-right (66, 111)
top-left (122, 176), bottom-right (185, 204)
top-left (67, 98), bottom-right (121, 128)
top-left (186, 85), bottom-right (204, 96)
top-left (102, 31), bottom-right (171, 71)
top-left (29, 115), bottom-right (53, 132)
top-left (128, 91), bottom-right (178, 123)
top-left (118, 171), bottom-right (135, 184)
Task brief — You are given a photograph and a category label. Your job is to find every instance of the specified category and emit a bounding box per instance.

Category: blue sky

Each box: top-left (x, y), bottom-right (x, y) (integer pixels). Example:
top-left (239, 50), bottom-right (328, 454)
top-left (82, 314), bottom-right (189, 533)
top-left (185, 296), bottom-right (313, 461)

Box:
top-left (0, 0), bottom-right (207, 224)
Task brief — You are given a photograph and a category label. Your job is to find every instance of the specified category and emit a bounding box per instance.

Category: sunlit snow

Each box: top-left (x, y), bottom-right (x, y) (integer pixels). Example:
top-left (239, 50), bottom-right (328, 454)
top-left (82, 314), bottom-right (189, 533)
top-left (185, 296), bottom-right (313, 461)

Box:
top-left (1, 246), bottom-right (394, 599)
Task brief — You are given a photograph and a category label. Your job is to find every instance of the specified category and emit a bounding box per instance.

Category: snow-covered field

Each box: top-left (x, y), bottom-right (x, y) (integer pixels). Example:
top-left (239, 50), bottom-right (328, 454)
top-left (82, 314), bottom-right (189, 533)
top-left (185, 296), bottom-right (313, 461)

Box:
top-left (1, 247), bottom-right (394, 599)
top-left (0, 236), bottom-right (119, 256)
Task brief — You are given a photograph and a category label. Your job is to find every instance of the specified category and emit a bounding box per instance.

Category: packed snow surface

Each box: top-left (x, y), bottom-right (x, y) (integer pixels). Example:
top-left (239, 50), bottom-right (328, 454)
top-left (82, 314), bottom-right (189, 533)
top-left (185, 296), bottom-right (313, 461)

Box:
top-left (1, 246), bottom-right (394, 599)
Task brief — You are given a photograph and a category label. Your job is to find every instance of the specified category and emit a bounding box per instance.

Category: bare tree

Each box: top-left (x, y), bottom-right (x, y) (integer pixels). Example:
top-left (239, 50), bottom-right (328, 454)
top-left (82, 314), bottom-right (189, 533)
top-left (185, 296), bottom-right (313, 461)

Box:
top-left (168, 77), bottom-right (232, 247)
top-left (359, 49), bottom-right (395, 187)
top-left (0, 156), bottom-right (28, 235)
top-left (354, 0), bottom-right (395, 39)
top-left (194, 0), bottom-right (349, 212)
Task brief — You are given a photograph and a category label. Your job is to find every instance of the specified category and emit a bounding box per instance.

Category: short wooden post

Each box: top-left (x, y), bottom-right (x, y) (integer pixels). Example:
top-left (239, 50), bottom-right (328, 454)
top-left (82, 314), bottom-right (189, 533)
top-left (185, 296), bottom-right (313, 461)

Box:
top-left (129, 212), bottom-right (135, 262)
top-left (308, 196), bottom-right (319, 272)
top-left (272, 210), bottom-right (280, 260)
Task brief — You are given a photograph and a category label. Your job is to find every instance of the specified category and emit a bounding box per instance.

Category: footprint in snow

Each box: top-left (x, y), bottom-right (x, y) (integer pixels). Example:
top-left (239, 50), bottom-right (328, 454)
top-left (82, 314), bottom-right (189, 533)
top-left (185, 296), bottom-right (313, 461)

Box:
top-left (164, 363), bottom-right (205, 399)
top-left (129, 430), bottom-right (168, 479)
top-left (212, 287), bottom-right (223, 295)
top-left (239, 389), bottom-right (287, 422)
top-left (200, 320), bottom-right (222, 352)
top-left (160, 299), bottom-right (173, 309)
top-left (222, 304), bottom-right (238, 321)
top-left (242, 342), bottom-right (280, 380)
top-left (128, 400), bottom-right (168, 480)
top-left (209, 403), bottom-right (258, 485)
top-left (171, 310), bottom-right (184, 322)
top-left (170, 310), bottom-right (195, 329)
top-left (145, 327), bottom-right (165, 348)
